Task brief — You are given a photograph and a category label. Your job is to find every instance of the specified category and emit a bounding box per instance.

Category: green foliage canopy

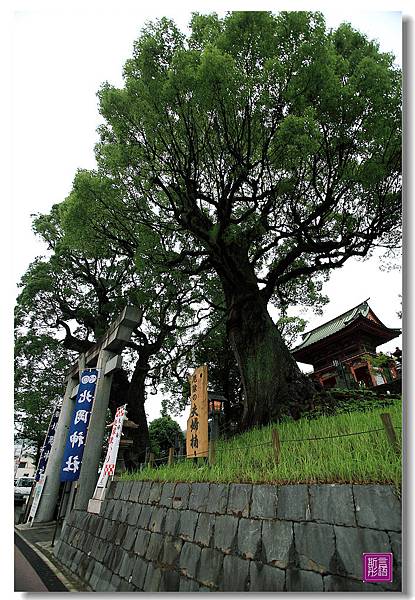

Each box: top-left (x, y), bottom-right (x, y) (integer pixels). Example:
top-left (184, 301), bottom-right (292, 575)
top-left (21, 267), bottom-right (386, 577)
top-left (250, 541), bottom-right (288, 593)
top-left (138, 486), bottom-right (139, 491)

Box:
top-left (148, 415), bottom-right (184, 456)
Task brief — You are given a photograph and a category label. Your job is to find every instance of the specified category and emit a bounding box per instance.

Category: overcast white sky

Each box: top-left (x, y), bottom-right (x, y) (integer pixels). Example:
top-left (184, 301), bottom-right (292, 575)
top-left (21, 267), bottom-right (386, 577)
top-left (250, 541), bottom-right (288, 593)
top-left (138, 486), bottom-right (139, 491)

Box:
top-left (7, 3), bottom-right (407, 432)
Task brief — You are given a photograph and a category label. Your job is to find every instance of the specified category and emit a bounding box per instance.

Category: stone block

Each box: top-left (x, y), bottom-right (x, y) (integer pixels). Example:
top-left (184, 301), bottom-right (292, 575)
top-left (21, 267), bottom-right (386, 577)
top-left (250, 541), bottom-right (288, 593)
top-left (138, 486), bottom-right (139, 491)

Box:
top-left (309, 484), bottom-right (355, 526)
top-left (78, 512), bottom-right (90, 529)
top-left (188, 483), bottom-right (210, 511)
top-left (223, 555), bottom-right (250, 591)
top-left (120, 500), bottom-right (131, 522)
top-left (227, 483), bottom-right (252, 517)
top-left (148, 481), bottom-right (163, 505)
top-left (179, 577), bottom-right (199, 591)
top-left (262, 520), bottom-right (294, 568)
top-left (106, 481), bottom-right (116, 499)
top-left (206, 483), bottom-right (229, 514)
top-left (77, 553), bottom-right (90, 580)
top-left (277, 485), bottom-right (310, 521)
top-left (69, 549), bottom-right (83, 573)
top-left (164, 508), bottom-right (181, 536)
top-left (381, 531), bottom-right (402, 591)
top-left (94, 517), bottom-right (104, 538)
top-left (250, 484), bottom-right (277, 519)
top-left (120, 480), bottom-right (133, 500)
top-left (95, 541), bottom-right (109, 563)
top-left (99, 519), bottom-right (111, 540)
top-left (249, 562), bottom-right (285, 592)
top-left (160, 535), bottom-right (183, 566)
top-left (197, 548), bottom-right (224, 588)
top-left (334, 525), bottom-right (390, 579)
top-left (90, 539), bottom-right (100, 560)
top-left (134, 528), bottom-right (151, 557)
top-left (108, 573), bottom-right (122, 592)
top-left (109, 544), bottom-right (125, 574)
top-left (286, 568), bottom-right (324, 591)
top-left (102, 543), bottom-right (115, 569)
top-left (353, 485), bottom-right (401, 532)
top-left (145, 532), bottom-right (164, 561)
top-left (159, 569), bottom-right (180, 591)
top-left (237, 517), bottom-right (262, 560)
top-left (389, 531), bottom-right (401, 566)
top-left (139, 481), bottom-right (152, 503)
top-left (137, 504), bottom-right (153, 529)
top-left (65, 526), bottom-right (75, 544)
top-left (178, 509), bottom-right (199, 541)
top-left (173, 483), bottom-right (191, 509)
top-left (129, 480), bottom-right (143, 502)
top-left (111, 501), bottom-right (122, 522)
top-left (87, 513), bottom-right (100, 534)
top-left (117, 579), bottom-right (136, 592)
top-left (53, 539), bottom-right (62, 559)
top-left (131, 556), bottom-right (149, 590)
top-left (179, 542), bottom-right (201, 579)
top-left (89, 561), bottom-right (105, 590)
top-left (106, 521), bottom-right (120, 543)
top-left (148, 506), bottom-right (167, 532)
top-left (84, 556), bottom-right (95, 584)
top-left (115, 521), bottom-right (128, 545)
top-left (123, 524), bottom-right (138, 551)
top-left (294, 522), bottom-right (335, 573)
top-left (213, 514), bottom-right (239, 554)
top-left (126, 501), bottom-right (142, 526)
top-left (103, 499), bottom-right (115, 520)
top-left (159, 482), bottom-right (176, 508)
top-left (95, 566), bottom-right (115, 592)
top-left (194, 513), bottom-right (215, 546)
top-left (144, 563), bottom-right (162, 591)
top-left (324, 575), bottom-right (381, 592)
top-left (389, 530), bottom-right (402, 590)
top-left (113, 481), bottom-right (124, 500)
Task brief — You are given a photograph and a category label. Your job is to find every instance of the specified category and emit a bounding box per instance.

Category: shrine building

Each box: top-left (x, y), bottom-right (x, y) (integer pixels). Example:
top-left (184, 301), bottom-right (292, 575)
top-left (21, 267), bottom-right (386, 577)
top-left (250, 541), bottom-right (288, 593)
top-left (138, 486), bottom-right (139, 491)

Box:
top-left (292, 300), bottom-right (401, 390)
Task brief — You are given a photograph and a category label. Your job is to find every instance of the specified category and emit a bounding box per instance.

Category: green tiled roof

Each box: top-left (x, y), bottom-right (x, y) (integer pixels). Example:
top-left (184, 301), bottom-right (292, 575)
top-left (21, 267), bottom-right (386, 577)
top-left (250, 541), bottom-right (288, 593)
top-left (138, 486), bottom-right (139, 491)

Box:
top-left (293, 300), bottom-right (371, 352)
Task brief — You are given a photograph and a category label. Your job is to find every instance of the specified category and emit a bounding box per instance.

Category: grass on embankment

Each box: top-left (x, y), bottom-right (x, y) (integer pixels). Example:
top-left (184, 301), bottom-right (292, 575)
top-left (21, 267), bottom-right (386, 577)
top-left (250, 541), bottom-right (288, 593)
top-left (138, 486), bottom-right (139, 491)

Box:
top-left (121, 400), bottom-right (402, 488)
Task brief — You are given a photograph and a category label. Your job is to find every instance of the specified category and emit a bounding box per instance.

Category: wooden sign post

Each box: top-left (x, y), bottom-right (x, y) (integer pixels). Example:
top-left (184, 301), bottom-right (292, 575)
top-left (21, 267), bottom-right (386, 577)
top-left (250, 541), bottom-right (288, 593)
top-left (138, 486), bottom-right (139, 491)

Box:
top-left (186, 365), bottom-right (209, 459)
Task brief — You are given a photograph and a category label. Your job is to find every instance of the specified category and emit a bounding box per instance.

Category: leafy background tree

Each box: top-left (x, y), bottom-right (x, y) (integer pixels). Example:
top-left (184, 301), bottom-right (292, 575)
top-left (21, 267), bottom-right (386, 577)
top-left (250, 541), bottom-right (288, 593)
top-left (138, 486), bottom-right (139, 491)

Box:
top-left (148, 416), bottom-right (184, 457)
top-left (14, 332), bottom-right (71, 463)
top-left (15, 200), bottom-right (210, 466)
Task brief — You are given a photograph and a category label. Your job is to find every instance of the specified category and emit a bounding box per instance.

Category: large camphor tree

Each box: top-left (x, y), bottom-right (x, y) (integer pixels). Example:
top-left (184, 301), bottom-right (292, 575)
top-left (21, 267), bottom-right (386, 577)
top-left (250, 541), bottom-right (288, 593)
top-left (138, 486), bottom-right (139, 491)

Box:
top-left (65, 11), bottom-right (401, 427)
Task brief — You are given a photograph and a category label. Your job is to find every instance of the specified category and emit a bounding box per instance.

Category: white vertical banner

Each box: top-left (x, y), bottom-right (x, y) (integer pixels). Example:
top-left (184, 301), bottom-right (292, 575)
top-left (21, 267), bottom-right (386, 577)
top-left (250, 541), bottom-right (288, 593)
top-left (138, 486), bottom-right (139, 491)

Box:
top-left (94, 404), bottom-right (128, 492)
top-left (28, 475), bottom-right (47, 524)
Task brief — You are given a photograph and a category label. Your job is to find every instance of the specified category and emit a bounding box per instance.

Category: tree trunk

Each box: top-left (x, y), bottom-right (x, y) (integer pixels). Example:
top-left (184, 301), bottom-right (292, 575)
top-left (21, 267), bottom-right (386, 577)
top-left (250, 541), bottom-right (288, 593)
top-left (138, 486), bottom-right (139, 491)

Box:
top-left (224, 284), bottom-right (315, 428)
top-left (109, 364), bottom-right (150, 468)
top-left (124, 358), bottom-right (150, 466)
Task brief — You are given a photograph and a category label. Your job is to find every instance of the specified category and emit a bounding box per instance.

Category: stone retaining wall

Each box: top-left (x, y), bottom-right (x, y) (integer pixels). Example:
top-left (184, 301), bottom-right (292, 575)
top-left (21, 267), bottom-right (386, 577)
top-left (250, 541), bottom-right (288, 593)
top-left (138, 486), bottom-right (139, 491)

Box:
top-left (54, 481), bottom-right (401, 592)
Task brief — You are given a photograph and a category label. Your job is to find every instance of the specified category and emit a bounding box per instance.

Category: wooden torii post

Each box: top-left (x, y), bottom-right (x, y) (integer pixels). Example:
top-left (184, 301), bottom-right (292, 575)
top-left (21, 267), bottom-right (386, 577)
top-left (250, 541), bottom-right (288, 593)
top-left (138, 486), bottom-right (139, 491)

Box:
top-left (34, 305), bottom-right (142, 522)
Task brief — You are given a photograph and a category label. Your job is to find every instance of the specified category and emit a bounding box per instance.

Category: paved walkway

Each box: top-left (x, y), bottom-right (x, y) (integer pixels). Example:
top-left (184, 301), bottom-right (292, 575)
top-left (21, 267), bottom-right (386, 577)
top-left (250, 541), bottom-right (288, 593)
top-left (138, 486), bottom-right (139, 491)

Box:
top-left (15, 521), bottom-right (87, 592)
top-left (14, 542), bottom-right (48, 592)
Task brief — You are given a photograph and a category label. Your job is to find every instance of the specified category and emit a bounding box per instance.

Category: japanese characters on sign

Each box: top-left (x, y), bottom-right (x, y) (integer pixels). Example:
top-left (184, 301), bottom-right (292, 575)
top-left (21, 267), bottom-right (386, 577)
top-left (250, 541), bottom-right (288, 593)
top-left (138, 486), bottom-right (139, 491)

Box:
top-left (186, 365), bottom-right (208, 458)
top-left (34, 404), bottom-right (61, 482)
top-left (60, 369), bottom-right (98, 482)
top-left (95, 404), bottom-right (127, 491)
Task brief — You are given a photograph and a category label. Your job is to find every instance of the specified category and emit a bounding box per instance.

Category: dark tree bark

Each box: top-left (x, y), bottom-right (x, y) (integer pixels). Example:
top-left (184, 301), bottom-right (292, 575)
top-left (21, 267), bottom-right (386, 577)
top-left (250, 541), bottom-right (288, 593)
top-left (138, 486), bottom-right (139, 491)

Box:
top-left (226, 288), bottom-right (314, 426)
top-left (124, 356), bottom-right (151, 466)
top-left (109, 364), bottom-right (150, 468)
top-left (217, 245), bottom-right (315, 427)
